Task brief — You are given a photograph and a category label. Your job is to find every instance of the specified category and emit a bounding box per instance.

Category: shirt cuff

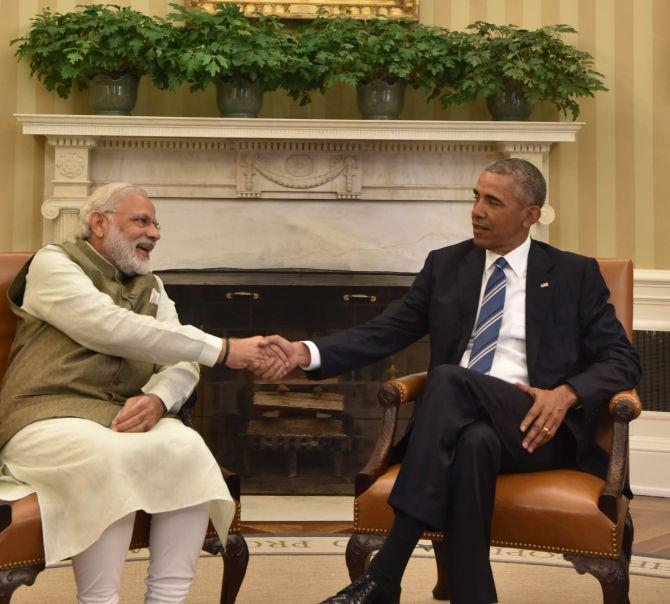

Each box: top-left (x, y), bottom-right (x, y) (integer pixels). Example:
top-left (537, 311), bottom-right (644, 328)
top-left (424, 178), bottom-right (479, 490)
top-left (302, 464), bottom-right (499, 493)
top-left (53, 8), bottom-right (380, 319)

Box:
top-left (199, 334), bottom-right (224, 367)
top-left (300, 341), bottom-right (322, 371)
top-left (142, 382), bottom-right (179, 414)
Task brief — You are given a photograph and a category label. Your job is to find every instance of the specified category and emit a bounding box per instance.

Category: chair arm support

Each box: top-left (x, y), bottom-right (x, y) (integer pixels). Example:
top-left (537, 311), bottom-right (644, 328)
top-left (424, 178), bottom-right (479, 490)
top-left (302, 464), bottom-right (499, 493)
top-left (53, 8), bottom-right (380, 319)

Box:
top-left (598, 390), bottom-right (642, 524)
top-left (355, 406), bottom-right (399, 497)
top-left (379, 372), bottom-right (428, 407)
top-left (355, 373), bottom-right (427, 495)
top-left (221, 467), bottom-right (241, 500)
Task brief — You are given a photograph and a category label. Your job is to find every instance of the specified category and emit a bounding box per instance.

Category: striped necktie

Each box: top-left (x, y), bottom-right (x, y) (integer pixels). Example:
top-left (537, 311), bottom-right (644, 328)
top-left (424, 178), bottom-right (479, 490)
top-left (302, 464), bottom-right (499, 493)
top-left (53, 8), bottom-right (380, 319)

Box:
top-left (468, 257), bottom-right (508, 375)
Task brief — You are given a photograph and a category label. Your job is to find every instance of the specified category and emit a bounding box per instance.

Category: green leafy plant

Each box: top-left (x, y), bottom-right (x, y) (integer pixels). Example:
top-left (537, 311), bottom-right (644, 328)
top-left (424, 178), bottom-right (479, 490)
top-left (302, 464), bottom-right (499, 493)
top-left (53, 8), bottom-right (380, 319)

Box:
top-left (159, 2), bottom-right (302, 94)
top-left (455, 22), bottom-right (607, 119)
top-left (293, 16), bottom-right (462, 103)
top-left (11, 4), bottom-right (168, 98)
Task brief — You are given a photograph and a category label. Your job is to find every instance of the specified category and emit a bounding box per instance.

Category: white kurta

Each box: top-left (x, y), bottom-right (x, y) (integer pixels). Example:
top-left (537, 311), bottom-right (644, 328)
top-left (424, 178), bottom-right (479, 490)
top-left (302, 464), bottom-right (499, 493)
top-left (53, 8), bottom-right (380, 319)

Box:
top-left (0, 244), bottom-right (234, 566)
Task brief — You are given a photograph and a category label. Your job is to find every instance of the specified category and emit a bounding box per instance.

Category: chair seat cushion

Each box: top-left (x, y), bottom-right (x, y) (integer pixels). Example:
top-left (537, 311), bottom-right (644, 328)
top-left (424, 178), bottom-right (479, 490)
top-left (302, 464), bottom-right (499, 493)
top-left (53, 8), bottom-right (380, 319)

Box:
top-left (354, 465), bottom-right (627, 558)
top-left (0, 493), bottom-right (242, 570)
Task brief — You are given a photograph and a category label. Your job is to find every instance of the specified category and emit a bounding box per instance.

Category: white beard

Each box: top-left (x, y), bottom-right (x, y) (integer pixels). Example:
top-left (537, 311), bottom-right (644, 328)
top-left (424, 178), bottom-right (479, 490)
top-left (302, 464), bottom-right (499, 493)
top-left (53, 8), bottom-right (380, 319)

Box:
top-left (101, 223), bottom-right (154, 276)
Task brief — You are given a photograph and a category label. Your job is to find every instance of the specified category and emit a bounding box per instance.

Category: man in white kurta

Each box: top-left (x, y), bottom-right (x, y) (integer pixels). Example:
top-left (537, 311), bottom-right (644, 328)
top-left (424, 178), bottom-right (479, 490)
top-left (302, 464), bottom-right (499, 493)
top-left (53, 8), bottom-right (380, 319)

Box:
top-left (0, 183), bottom-right (288, 604)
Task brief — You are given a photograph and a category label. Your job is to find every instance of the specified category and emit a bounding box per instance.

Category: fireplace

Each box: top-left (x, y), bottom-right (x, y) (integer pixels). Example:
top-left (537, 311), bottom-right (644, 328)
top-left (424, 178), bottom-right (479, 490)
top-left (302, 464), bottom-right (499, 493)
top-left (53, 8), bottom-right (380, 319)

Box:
top-left (161, 269), bottom-right (425, 495)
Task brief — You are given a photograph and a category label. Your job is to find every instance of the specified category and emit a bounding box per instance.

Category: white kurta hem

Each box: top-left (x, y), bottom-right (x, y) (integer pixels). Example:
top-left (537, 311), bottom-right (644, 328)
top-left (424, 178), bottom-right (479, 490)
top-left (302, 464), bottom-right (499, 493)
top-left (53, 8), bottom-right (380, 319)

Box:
top-left (0, 417), bottom-right (235, 567)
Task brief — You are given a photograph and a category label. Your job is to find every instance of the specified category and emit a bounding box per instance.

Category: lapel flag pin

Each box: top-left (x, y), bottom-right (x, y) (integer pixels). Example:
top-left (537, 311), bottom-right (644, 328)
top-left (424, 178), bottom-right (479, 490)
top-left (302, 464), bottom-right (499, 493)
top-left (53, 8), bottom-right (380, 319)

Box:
top-left (540, 282), bottom-right (549, 288)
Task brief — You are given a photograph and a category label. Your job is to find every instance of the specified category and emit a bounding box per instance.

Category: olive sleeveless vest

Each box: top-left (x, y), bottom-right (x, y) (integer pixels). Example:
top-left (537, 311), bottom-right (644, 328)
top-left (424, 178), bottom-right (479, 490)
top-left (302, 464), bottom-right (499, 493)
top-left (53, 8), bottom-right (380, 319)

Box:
top-left (0, 240), bottom-right (160, 449)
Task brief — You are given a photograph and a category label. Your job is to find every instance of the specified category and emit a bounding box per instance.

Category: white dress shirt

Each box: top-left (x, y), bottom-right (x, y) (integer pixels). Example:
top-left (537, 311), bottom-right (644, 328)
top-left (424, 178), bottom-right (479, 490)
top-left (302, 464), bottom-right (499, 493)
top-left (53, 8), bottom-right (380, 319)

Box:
top-left (302, 236), bottom-right (532, 385)
top-left (458, 236), bottom-right (531, 385)
top-left (21, 244), bottom-right (223, 413)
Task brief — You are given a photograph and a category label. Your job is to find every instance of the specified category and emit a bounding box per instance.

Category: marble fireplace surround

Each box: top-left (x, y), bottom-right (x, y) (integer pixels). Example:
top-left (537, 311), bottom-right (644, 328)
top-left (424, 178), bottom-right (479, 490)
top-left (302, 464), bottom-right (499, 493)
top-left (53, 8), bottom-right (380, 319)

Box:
top-left (17, 115), bottom-right (581, 273)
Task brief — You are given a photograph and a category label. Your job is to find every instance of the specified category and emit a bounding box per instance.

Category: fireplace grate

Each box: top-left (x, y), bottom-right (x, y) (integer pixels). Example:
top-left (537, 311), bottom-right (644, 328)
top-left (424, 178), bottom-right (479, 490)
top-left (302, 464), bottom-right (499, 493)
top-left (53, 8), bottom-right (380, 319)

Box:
top-left (633, 331), bottom-right (670, 412)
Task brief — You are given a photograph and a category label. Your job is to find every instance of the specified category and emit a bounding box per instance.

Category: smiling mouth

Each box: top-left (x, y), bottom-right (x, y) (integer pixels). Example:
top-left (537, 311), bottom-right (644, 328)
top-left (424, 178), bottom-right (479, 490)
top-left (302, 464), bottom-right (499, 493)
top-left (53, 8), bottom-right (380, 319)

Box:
top-left (473, 224), bottom-right (490, 232)
top-left (135, 242), bottom-right (155, 255)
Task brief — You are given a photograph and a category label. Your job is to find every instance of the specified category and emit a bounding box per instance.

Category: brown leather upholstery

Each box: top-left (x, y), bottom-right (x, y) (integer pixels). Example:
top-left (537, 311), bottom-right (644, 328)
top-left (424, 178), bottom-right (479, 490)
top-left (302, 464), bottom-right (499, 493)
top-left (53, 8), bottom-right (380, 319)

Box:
top-left (0, 253), bottom-right (31, 383)
top-left (352, 258), bottom-right (638, 570)
top-left (0, 253), bottom-right (247, 603)
top-left (355, 465), bottom-right (627, 558)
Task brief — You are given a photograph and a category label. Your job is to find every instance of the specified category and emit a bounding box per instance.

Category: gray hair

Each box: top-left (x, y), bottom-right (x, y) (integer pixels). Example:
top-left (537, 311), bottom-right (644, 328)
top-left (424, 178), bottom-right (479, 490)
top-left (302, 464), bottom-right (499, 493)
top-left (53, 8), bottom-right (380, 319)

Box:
top-left (485, 158), bottom-right (546, 207)
top-left (76, 182), bottom-right (149, 240)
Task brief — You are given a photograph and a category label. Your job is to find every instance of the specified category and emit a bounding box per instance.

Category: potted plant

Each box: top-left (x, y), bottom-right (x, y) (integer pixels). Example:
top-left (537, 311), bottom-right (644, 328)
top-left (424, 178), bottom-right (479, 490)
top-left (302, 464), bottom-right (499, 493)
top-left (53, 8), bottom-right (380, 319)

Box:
top-left (11, 4), bottom-right (168, 115)
top-left (296, 16), bottom-right (462, 119)
top-left (456, 22), bottom-right (607, 120)
top-left (162, 2), bottom-right (298, 117)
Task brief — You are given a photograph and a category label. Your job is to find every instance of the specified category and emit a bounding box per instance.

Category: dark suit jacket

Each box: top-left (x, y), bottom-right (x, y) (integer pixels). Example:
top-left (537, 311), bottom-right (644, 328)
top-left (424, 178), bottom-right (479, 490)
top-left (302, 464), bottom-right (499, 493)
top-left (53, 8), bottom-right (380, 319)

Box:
top-left (309, 239), bottom-right (641, 477)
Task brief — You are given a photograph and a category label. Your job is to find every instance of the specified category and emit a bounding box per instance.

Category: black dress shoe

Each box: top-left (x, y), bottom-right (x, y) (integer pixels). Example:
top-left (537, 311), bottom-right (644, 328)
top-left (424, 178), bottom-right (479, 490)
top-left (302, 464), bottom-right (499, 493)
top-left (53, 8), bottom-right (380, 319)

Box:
top-left (318, 572), bottom-right (400, 603)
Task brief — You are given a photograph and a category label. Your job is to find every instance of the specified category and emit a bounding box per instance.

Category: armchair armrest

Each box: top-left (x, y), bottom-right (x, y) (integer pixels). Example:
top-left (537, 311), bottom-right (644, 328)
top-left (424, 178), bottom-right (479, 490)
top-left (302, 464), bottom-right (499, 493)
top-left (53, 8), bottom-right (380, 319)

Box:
top-left (380, 372), bottom-right (428, 407)
top-left (354, 373), bottom-right (428, 497)
top-left (598, 390), bottom-right (642, 523)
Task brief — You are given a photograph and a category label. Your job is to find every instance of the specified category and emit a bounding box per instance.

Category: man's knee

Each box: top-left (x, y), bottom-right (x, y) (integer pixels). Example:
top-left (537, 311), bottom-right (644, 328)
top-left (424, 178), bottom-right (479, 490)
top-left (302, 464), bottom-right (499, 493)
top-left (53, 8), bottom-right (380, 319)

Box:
top-left (426, 364), bottom-right (471, 389)
top-left (455, 421), bottom-right (501, 462)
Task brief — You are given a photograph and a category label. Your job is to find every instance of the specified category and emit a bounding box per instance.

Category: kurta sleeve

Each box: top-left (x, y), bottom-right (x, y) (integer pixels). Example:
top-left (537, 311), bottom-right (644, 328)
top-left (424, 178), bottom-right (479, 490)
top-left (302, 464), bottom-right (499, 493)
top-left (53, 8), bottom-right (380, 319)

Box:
top-left (22, 245), bottom-right (223, 368)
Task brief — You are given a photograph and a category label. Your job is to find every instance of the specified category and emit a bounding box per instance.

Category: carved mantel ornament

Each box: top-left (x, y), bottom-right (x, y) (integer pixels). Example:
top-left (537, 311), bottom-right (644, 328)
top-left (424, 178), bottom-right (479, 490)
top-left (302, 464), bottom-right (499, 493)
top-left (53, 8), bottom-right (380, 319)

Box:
top-left (186, 0), bottom-right (420, 20)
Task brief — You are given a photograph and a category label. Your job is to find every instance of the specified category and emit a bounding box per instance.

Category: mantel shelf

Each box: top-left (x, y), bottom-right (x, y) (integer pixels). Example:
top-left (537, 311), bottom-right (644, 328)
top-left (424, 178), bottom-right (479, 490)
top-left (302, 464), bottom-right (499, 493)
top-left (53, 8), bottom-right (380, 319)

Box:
top-left (16, 114), bottom-right (582, 144)
top-left (19, 113), bottom-right (580, 273)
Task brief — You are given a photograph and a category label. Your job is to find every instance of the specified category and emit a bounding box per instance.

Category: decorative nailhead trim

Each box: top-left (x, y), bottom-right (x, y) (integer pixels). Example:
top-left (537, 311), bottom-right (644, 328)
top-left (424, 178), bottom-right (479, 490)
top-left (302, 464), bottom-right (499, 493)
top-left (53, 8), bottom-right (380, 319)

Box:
top-left (0, 557), bottom-right (45, 570)
top-left (390, 382), bottom-right (407, 405)
top-left (353, 499), bottom-right (622, 559)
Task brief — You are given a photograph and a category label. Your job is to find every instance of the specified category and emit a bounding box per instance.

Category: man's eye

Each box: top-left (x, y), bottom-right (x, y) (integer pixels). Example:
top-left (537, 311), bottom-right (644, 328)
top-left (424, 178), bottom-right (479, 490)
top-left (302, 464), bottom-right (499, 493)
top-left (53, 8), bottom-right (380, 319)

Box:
top-left (135, 217), bottom-right (149, 227)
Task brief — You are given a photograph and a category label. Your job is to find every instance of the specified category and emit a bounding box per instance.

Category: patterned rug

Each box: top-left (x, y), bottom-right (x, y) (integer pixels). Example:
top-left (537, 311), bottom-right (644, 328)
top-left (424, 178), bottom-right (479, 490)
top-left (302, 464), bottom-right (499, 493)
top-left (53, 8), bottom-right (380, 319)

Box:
top-left (12, 536), bottom-right (670, 603)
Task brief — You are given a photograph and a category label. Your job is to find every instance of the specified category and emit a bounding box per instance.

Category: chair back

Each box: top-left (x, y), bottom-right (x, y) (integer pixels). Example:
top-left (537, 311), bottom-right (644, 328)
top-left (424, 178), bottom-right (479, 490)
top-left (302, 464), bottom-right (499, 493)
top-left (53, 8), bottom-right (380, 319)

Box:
top-left (0, 253), bottom-right (32, 383)
top-left (594, 258), bottom-right (634, 454)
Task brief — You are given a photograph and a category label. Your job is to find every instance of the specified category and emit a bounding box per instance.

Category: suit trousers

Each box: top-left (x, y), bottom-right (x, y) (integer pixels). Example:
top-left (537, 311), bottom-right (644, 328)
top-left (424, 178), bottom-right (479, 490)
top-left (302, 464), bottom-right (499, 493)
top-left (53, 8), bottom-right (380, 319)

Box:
top-left (388, 364), bottom-right (576, 604)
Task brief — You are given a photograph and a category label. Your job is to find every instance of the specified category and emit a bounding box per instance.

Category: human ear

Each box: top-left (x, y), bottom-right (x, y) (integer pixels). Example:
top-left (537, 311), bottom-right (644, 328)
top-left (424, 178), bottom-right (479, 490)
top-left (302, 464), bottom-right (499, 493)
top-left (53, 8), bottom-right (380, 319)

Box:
top-left (523, 205), bottom-right (542, 228)
top-left (90, 212), bottom-right (106, 238)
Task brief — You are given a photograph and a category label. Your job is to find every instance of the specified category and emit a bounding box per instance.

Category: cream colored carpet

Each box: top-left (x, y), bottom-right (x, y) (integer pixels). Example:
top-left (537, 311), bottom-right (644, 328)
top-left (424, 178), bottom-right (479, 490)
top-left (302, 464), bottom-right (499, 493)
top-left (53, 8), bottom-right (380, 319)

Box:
top-left (11, 543), bottom-right (670, 603)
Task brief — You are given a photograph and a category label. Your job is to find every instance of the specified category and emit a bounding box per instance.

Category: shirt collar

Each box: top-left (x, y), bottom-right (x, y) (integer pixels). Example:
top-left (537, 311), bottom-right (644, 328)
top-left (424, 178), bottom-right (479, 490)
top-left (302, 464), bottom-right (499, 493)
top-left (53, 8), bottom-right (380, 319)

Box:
top-left (484, 235), bottom-right (531, 278)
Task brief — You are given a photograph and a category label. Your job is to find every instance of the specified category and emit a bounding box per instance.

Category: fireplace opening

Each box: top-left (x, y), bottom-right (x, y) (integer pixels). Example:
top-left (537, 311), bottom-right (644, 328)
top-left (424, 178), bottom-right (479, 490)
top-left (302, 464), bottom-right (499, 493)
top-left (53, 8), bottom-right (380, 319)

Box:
top-left (161, 270), bottom-right (429, 496)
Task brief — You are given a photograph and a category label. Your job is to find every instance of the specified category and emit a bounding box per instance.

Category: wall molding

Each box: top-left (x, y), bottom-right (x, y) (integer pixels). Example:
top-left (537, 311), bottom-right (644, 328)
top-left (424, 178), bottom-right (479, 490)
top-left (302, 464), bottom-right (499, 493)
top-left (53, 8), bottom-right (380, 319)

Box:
top-left (630, 411), bottom-right (670, 497)
top-left (633, 269), bottom-right (670, 331)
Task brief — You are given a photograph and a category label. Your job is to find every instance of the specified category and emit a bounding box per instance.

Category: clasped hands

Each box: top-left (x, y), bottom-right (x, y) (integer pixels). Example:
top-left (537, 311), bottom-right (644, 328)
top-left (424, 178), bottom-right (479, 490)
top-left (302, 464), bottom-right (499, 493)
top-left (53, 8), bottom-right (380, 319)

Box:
top-left (219, 335), bottom-right (310, 380)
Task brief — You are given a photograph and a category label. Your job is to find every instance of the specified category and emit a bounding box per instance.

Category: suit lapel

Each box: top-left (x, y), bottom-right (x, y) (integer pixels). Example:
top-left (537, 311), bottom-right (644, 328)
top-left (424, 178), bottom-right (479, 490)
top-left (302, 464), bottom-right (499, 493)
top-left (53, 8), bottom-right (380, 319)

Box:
top-left (456, 245), bottom-right (486, 359)
top-left (525, 242), bottom-right (555, 381)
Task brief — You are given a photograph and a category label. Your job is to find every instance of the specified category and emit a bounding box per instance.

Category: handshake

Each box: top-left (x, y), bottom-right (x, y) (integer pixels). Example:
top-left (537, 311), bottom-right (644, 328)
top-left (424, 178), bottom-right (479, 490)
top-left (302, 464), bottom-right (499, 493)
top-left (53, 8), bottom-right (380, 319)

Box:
top-left (217, 335), bottom-right (311, 380)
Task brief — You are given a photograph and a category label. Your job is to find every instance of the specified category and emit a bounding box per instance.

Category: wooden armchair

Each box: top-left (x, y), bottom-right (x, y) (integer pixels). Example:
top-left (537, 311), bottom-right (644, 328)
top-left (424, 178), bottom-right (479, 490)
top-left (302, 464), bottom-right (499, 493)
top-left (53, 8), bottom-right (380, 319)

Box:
top-left (0, 253), bottom-right (249, 603)
top-left (346, 259), bottom-right (642, 604)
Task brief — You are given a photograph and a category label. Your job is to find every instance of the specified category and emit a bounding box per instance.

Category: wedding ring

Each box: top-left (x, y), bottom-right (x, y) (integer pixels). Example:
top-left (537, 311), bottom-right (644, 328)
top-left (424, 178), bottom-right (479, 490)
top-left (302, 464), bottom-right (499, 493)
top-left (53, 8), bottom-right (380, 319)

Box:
top-left (542, 426), bottom-right (551, 435)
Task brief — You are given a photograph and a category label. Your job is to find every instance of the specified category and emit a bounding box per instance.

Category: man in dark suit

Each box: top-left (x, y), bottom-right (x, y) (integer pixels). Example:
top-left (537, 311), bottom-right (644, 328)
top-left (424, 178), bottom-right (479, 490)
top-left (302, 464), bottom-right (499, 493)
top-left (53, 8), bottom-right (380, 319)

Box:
top-left (276, 159), bottom-right (641, 604)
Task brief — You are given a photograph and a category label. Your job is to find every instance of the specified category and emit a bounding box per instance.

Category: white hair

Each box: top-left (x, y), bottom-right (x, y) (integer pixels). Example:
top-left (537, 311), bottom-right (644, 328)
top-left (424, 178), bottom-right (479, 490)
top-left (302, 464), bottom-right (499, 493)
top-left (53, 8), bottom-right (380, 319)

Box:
top-left (76, 182), bottom-right (149, 240)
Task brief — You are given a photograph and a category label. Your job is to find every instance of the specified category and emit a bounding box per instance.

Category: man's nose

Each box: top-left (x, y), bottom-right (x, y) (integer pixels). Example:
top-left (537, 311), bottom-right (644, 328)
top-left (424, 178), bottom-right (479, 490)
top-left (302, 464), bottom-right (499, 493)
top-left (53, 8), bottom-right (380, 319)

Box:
top-left (472, 199), bottom-right (485, 217)
top-left (148, 224), bottom-right (160, 241)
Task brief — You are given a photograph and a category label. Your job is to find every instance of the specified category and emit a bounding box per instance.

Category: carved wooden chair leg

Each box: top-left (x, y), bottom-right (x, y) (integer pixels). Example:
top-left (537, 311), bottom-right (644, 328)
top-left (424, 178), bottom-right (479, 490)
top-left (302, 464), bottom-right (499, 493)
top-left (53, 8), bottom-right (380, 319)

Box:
top-left (0, 564), bottom-right (45, 604)
top-left (220, 534), bottom-right (249, 604)
top-left (431, 539), bottom-right (450, 601)
top-left (345, 533), bottom-right (386, 582)
top-left (564, 554), bottom-right (630, 604)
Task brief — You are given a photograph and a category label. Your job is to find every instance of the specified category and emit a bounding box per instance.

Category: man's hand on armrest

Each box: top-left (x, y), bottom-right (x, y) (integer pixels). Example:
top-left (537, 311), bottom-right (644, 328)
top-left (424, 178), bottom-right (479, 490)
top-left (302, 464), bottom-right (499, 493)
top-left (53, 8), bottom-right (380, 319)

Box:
top-left (516, 383), bottom-right (579, 453)
top-left (112, 394), bottom-right (165, 433)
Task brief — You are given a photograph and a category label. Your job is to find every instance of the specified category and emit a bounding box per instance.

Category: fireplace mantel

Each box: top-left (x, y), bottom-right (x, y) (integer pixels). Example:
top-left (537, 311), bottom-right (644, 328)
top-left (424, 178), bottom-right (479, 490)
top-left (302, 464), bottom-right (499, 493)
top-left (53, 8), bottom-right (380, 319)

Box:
top-left (18, 115), bottom-right (581, 272)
